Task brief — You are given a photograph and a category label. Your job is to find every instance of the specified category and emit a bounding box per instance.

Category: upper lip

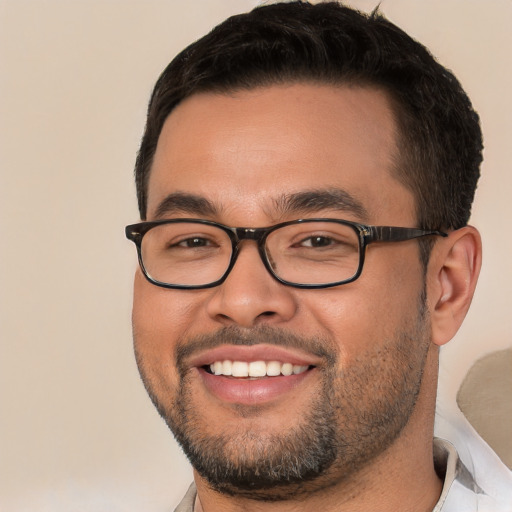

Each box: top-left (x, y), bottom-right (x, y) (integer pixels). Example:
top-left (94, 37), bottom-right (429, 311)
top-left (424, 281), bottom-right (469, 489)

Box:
top-left (187, 344), bottom-right (322, 369)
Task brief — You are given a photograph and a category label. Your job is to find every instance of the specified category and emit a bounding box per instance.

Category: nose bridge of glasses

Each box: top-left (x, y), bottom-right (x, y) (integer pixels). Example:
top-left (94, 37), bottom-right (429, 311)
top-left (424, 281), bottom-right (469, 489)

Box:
top-left (234, 227), bottom-right (267, 243)
top-left (224, 227), bottom-right (273, 283)
top-left (231, 227), bottom-right (271, 273)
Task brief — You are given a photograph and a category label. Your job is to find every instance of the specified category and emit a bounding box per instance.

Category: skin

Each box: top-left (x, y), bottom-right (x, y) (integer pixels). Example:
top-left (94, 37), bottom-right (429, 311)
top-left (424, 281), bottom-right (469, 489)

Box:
top-left (132, 83), bottom-right (482, 511)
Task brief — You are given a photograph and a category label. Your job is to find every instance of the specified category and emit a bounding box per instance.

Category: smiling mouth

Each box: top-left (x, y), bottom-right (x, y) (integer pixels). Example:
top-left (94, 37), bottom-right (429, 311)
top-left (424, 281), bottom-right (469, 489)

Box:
top-left (204, 360), bottom-right (313, 378)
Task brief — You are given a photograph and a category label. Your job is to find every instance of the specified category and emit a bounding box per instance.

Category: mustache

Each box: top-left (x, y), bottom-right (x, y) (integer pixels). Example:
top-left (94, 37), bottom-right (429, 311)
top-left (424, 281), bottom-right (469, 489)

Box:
top-left (176, 325), bottom-right (337, 370)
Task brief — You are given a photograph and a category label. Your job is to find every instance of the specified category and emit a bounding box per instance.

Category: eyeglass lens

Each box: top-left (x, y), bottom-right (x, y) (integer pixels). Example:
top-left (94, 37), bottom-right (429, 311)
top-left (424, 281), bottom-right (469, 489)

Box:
top-left (140, 221), bottom-right (361, 287)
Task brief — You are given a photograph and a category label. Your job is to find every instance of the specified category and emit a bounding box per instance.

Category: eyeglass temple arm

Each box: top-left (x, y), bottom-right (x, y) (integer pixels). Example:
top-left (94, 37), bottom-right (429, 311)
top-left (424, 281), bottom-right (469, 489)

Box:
top-left (366, 226), bottom-right (448, 243)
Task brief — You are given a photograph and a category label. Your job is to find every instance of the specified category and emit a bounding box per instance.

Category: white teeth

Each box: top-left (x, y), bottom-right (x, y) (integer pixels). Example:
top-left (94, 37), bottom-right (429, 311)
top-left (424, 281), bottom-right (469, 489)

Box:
top-left (266, 361), bottom-right (282, 376)
top-left (222, 360), bottom-right (232, 375)
top-left (232, 361), bottom-right (249, 377)
top-left (248, 361), bottom-right (267, 377)
top-left (208, 360), bottom-right (310, 377)
top-left (281, 363), bottom-right (293, 376)
top-left (213, 361), bottom-right (223, 375)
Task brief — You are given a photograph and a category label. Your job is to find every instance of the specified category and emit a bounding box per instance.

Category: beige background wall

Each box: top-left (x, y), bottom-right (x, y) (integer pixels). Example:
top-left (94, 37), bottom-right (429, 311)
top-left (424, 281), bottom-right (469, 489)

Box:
top-left (1, 1), bottom-right (510, 510)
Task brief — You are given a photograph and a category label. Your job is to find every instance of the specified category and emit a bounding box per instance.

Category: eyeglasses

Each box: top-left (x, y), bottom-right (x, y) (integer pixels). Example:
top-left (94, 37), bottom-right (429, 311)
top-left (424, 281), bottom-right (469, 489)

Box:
top-left (125, 218), bottom-right (447, 289)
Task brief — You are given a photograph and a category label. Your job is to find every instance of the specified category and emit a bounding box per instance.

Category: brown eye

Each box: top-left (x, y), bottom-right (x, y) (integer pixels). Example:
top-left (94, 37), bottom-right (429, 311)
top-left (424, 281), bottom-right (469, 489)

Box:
top-left (176, 237), bottom-right (212, 248)
top-left (300, 236), bottom-right (335, 248)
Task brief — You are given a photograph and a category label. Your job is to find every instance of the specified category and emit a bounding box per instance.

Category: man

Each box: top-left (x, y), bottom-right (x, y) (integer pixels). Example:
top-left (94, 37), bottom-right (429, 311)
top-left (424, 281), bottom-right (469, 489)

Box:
top-left (125, 2), bottom-right (512, 510)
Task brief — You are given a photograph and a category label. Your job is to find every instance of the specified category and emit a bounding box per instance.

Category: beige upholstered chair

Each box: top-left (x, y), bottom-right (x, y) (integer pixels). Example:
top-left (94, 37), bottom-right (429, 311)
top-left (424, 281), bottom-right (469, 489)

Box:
top-left (457, 348), bottom-right (512, 470)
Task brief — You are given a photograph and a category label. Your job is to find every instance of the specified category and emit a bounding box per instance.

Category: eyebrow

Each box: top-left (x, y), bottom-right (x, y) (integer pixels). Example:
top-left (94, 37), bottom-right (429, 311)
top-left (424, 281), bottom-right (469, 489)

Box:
top-left (152, 188), bottom-right (369, 222)
top-left (153, 192), bottom-right (219, 219)
top-left (273, 188), bottom-right (369, 221)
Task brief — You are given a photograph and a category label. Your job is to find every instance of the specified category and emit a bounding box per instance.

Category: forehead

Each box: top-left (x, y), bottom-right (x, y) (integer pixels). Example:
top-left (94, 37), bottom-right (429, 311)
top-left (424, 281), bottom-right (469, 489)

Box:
top-left (147, 83), bottom-right (415, 225)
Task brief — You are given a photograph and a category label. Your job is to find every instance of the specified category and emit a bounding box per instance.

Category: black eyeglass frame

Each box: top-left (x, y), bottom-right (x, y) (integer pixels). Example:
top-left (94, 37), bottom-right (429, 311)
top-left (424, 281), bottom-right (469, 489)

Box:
top-left (125, 218), bottom-right (447, 290)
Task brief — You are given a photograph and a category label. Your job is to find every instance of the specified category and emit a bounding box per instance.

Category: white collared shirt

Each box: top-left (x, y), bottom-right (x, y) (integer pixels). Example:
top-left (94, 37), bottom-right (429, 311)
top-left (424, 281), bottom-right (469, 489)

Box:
top-left (432, 437), bottom-right (511, 511)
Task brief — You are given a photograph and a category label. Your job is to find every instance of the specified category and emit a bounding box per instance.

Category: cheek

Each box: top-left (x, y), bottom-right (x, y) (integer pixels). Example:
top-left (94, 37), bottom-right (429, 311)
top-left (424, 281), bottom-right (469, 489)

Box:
top-left (132, 271), bottom-right (201, 372)
top-left (133, 270), bottom-right (200, 334)
top-left (302, 252), bottom-right (424, 357)
top-left (132, 271), bottom-right (211, 401)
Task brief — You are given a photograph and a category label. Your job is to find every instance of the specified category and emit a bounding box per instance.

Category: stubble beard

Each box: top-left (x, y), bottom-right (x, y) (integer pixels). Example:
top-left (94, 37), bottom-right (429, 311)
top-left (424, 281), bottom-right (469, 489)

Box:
top-left (135, 297), bottom-right (430, 501)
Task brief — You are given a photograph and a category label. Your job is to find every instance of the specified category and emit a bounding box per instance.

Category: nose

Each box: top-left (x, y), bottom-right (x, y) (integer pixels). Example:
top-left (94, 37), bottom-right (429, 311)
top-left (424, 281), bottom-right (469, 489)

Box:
top-left (205, 241), bottom-right (298, 328)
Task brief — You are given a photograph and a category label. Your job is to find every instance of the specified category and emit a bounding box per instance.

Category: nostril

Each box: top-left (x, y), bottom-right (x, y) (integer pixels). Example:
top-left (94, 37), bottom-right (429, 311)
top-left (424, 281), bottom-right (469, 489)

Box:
top-left (259, 311), bottom-right (276, 317)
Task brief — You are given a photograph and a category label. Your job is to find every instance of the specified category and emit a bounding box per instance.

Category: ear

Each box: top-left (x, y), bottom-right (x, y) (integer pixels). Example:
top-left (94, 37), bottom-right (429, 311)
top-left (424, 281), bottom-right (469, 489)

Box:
top-left (427, 226), bottom-right (482, 347)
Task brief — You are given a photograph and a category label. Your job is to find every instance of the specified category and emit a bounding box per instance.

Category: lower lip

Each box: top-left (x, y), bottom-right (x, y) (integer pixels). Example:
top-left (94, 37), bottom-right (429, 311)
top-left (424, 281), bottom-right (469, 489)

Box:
top-left (197, 367), bottom-right (315, 406)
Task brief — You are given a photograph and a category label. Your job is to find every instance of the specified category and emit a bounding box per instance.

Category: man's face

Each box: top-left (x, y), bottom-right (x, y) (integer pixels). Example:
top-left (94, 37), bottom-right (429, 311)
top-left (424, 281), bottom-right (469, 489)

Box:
top-left (132, 84), bottom-right (431, 498)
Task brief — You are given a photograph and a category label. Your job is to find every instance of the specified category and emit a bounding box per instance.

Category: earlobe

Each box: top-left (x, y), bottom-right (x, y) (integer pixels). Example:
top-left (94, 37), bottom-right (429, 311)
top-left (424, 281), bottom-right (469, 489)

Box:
top-left (428, 226), bottom-right (482, 347)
